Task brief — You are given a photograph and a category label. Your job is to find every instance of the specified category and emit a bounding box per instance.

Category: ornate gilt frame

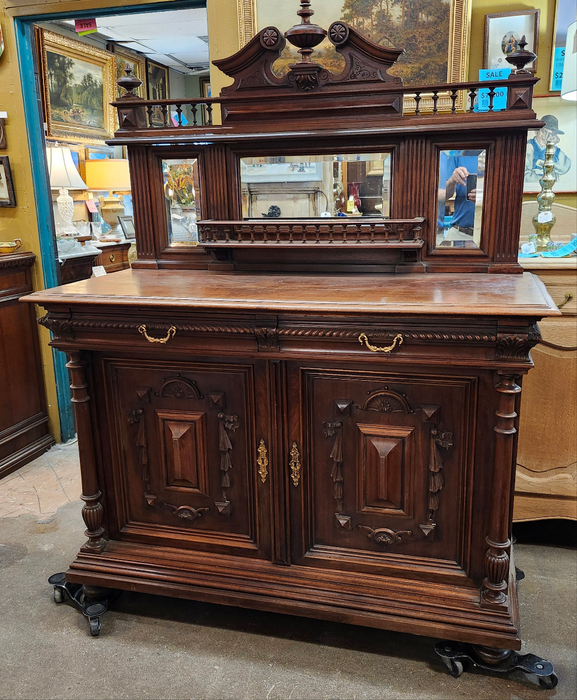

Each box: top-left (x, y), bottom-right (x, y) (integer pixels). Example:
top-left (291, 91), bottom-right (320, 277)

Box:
top-left (236, 0), bottom-right (471, 112)
top-left (37, 29), bottom-right (116, 143)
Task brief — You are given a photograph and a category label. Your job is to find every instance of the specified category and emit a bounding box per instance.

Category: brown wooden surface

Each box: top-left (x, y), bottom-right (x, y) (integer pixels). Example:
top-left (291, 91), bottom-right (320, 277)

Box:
top-left (27, 269), bottom-right (558, 317)
top-left (0, 252), bottom-right (54, 479)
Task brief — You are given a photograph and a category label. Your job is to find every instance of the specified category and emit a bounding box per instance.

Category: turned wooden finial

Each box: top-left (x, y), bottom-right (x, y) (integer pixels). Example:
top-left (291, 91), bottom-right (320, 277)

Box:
top-left (116, 65), bottom-right (143, 99)
top-left (506, 35), bottom-right (537, 74)
top-left (285, 0), bottom-right (327, 65)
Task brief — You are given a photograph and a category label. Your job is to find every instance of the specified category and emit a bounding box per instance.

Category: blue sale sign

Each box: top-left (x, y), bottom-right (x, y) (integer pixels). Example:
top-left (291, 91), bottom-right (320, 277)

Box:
top-left (475, 68), bottom-right (511, 112)
top-left (551, 47), bottom-right (565, 91)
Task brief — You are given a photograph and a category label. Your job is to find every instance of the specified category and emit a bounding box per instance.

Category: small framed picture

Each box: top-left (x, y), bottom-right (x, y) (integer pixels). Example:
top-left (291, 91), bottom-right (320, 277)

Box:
top-left (0, 156), bottom-right (16, 207)
top-left (484, 10), bottom-right (540, 73)
top-left (118, 215), bottom-right (135, 239)
top-left (0, 118), bottom-right (6, 149)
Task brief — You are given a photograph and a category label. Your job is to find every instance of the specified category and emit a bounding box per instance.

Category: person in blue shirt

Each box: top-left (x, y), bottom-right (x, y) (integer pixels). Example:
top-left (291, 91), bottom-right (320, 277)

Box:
top-left (437, 150), bottom-right (483, 245)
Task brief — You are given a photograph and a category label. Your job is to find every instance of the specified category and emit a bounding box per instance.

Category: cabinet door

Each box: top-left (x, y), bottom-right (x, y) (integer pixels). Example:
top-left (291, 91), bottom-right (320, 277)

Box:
top-left (103, 357), bottom-right (270, 560)
top-left (288, 365), bottom-right (477, 582)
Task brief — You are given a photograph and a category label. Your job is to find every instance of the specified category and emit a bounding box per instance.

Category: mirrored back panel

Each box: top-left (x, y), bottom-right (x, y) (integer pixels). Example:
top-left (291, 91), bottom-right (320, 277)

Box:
top-left (240, 153), bottom-right (391, 220)
top-left (436, 149), bottom-right (486, 250)
top-left (164, 158), bottom-right (201, 246)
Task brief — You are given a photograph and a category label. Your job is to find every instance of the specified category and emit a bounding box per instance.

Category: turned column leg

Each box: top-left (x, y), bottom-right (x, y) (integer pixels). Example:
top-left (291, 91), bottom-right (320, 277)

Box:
top-left (66, 353), bottom-right (107, 553)
top-left (481, 373), bottom-right (521, 606)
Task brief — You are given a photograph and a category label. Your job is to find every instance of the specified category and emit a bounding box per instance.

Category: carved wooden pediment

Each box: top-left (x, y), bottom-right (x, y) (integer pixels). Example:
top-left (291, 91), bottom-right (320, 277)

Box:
top-left (215, 2), bottom-right (403, 97)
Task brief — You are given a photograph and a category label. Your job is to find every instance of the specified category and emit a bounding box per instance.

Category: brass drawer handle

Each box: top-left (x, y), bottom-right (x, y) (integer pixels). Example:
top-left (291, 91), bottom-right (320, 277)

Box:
top-left (358, 332), bottom-right (403, 353)
top-left (290, 442), bottom-right (301, 487)
top-left (109, 253), bottom-right (115, 262)
top-left (257, 439), bottom-right (269, 484)
top-left (138, 324), bottom-right (176, 344)
top-left (558, 293), bottom-right (574, 309)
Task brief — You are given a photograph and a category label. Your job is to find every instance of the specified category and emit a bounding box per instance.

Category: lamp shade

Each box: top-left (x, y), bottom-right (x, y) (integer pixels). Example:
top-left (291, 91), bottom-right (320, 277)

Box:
top-left (85, 159), bottom-right (132, 191)
top-left (47, 145), bottom-right (87, 190)
top-left (561, 21), bottom-right (577, 101)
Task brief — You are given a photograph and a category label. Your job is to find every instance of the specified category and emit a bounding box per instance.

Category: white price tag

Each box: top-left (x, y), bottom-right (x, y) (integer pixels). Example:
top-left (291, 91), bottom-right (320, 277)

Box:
top-left (537, 211), bottom-right (553, 223)
top-left (92, 265), bottom-right (107, 277)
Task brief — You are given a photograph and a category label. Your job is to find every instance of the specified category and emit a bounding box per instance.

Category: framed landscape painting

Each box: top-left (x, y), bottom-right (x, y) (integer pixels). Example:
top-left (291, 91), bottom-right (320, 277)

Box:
top-left (109, 44), bottom-right (146, 99)
top-left (241, 0), bottom-right (470, 88)
top-left (37, 30), bottom-right (115, 142)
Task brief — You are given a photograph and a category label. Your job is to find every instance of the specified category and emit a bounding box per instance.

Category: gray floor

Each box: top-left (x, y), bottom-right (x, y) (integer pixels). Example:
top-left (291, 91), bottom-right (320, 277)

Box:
top-left (1, 466), bottom-right (576, 699)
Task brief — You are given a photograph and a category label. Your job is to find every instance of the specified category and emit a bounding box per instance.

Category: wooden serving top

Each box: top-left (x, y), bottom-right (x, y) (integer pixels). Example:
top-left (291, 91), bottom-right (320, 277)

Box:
top-left (25, 270), bottom-right (559, 318)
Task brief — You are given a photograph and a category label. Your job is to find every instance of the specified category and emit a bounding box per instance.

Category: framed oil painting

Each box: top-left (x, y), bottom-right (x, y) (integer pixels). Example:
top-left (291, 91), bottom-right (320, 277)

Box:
top-left (239, 0), bottom-right (470, 89)
top-left (524, 97), bottom-right (576, 194)
top-left (37, 30), bottom-right (115, 142)
top-left (484, 10), bottom-right (539, 74)
top-left (109, 44), bottom-right (146, 99)
top-left (0, 156), bottom-right (16, 207)
top-left (146, 59), bottom-right (170, 126)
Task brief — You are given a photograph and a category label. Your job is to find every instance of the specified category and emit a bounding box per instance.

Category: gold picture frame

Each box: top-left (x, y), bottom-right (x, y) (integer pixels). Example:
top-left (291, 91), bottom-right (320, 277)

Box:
top-left (108, 43), bottom-right (146, 99)
top-left (37, 29), bottom-right (116, 143)
top-left (237, 0), bottom-right (471, 112)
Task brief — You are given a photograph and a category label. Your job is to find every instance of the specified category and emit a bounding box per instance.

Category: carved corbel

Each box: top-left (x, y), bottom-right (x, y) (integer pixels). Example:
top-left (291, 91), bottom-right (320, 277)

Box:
top-left (38, 313), bottom-right (75, 341)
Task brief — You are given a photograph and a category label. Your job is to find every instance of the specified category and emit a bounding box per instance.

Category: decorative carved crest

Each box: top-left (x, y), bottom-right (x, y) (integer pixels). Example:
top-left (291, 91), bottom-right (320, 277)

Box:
top-left (160, 376), bottom-right (204, 400)
top-left (361, 387), bottom-right (412, 414)
top-left (215, 1), bottom-right (403, 97)
top-left (357, 525), bottom-right (413, 547)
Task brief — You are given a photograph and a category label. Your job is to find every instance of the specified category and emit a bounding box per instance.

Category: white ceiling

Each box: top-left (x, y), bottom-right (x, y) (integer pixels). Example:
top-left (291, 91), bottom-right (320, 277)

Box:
top-left (62, 8), bottom-right (209, 75)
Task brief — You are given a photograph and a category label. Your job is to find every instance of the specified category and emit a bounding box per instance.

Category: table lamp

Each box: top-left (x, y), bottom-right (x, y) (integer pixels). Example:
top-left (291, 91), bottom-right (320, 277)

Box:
top-left (85, 159), bottom-right (132, 238)
top-left (561, 21), bottom-right (576, 101)
top-left (47, 145), bottom-right (88, 236)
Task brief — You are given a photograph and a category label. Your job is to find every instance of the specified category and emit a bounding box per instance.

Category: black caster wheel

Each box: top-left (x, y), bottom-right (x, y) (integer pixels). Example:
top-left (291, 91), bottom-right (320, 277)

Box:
top-left (538, 673), bottom-right (558, 689)
top-left (88, 617), bottom-right (101, 637)
top-left (53, 587), bottom-right (64, 604)
top-left (446, 659), bottom-right (464, 678)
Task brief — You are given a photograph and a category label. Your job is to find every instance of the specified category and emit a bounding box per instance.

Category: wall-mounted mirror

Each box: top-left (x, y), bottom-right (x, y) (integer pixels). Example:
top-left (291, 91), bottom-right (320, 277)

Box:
top-left (163, 158), bottom-right (201, 246)
top-left (240, 153), bottom-right (391, 220)
top-left (436, 149), bottom-right (486, 250)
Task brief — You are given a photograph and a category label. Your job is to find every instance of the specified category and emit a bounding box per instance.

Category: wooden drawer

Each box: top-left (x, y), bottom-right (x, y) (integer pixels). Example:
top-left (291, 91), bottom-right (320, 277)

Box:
top-left (534, 269), bottom-right (577, 315)
top-left (93, 242), bottom-right (131, 273)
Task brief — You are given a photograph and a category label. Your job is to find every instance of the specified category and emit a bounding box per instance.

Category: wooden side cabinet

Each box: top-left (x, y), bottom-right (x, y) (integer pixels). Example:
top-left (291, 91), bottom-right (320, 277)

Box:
top-left (93, 241), bottom-right (131, 274)
top-left (0, 252), bottom-right (54, 479)
top-left (515, 261), bottom-right (577, 521)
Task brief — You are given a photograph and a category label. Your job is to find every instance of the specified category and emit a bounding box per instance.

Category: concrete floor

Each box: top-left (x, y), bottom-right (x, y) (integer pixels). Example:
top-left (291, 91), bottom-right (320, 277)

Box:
top-left (0, 444), bottom-right (576, 700)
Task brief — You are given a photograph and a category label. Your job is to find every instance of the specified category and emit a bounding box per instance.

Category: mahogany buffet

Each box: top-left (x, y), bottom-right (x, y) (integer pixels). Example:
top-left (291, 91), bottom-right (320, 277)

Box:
top-left (27, 3), bottom-right (559, 685)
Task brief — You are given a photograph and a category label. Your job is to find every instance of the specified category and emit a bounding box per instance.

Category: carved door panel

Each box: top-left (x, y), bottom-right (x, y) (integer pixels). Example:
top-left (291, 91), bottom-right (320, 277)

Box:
top-left (288, 365), bottom-right (476, 580)
top-left (103, 358), bottom-right (270, 560)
